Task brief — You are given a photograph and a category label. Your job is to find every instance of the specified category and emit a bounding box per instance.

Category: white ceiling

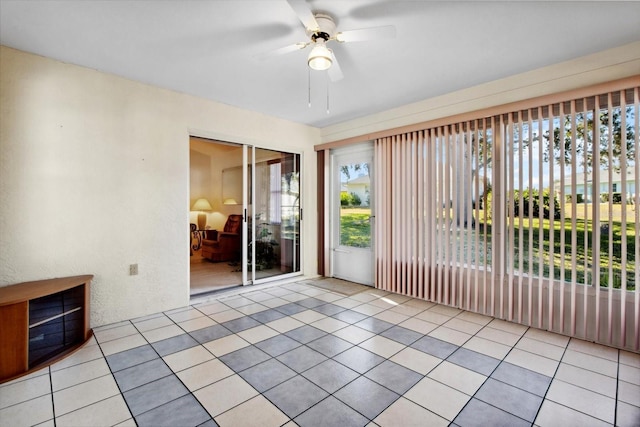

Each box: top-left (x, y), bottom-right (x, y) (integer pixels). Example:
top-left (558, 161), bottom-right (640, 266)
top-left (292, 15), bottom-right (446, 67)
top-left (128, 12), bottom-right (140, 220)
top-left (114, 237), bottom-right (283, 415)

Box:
top-left (1, 0), bottom-right (639, 128)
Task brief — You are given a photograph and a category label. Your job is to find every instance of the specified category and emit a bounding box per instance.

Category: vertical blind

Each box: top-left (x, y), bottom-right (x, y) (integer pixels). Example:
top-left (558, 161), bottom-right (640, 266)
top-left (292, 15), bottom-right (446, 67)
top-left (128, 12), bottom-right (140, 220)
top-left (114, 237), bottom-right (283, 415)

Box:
top-left (375, 86), bottom-right (639, 351)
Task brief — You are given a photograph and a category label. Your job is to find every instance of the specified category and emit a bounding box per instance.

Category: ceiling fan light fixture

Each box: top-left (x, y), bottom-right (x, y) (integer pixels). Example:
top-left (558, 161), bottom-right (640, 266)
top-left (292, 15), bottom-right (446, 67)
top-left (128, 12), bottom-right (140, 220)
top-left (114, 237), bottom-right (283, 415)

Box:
top-left (307, 42), bottom-right (332, 71)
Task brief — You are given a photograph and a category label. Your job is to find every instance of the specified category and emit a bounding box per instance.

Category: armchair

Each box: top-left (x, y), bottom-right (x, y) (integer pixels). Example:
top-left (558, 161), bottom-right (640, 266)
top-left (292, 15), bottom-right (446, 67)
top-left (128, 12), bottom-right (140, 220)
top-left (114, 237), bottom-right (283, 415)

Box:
top-left (201, 214), bottom-right (243, 262)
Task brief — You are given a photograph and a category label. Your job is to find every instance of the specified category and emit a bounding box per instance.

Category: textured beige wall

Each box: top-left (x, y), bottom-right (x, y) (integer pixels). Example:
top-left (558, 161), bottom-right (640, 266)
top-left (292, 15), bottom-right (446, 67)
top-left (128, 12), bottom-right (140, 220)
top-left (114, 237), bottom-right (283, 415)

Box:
top-left (0, 46), bottom-right (320, 327)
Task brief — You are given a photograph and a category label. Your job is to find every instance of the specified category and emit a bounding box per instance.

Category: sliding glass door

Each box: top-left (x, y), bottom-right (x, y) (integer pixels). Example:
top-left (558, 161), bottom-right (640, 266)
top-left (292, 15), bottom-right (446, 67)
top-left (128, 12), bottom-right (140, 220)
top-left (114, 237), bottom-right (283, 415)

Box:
top-left (244, 147), bottom-right (301, 284)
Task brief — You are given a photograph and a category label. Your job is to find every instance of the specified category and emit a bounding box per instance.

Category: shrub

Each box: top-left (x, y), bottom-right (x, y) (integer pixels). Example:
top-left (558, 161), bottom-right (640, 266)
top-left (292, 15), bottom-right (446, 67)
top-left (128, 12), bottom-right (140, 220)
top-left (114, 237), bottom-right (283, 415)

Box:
top-left (350, 192), bottom-right (362, 206)
top-left (513, 188), bottom-right (560, 219)
top-left (340, 192), bottom-right (350, 206)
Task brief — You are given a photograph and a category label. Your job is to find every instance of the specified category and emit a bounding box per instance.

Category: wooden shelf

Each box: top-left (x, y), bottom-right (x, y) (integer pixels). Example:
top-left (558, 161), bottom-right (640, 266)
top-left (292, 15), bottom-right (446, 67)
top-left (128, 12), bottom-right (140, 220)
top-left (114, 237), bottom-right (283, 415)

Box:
top-left (0, 275), bottom-right (93, 383)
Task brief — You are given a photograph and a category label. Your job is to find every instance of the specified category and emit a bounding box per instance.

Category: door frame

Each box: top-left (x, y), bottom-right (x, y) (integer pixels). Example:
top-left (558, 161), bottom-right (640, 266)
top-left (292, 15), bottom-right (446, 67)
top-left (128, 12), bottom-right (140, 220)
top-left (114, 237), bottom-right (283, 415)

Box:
top-left (330, 142), bottom-right (375, 286)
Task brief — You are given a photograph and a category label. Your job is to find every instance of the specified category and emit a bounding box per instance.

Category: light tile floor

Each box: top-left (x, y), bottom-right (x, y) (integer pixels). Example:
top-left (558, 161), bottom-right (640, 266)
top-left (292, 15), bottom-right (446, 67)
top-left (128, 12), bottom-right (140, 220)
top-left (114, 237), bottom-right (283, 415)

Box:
top-left (1, 278), bottom-right (639, 427)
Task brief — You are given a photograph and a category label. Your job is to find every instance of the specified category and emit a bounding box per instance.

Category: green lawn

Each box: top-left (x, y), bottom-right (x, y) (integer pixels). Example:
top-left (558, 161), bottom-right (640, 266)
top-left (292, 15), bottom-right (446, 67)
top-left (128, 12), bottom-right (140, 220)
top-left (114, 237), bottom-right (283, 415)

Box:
top-left (340, 203), bottom-right (637, 290)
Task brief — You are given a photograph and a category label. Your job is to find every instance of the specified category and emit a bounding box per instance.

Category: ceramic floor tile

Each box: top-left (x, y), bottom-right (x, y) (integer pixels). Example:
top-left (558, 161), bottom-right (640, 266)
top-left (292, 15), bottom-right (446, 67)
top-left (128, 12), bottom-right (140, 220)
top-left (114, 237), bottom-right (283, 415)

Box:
top-left (264, 375), bottom-right (329, 419)
top-left (55, 394), bottom-right (131, 427)
top-left (619, 363), bottom-right (640, 386)
top-left (333, 346), bottom-right (385, 374)
top-left (239, 359), bottom-right (297, 393)
top-left (310, 316), bottom-right (349, 333)
top-left (220, 316), bottom-right (262, 333)
top-left (219, 345), bottom-right (271, 372)
top-left (453, 398), bottom-right (530, 427)
top-left (133, 315), bottom-right (174, 332)
top-left (49, 343), bottom-right (103, 371)
top-left (429, 326), bottom-right (471, 346)
top-left (276, 345), bottom-right (327, 373)
top-left (331, 308), bottom-right (369, 323)
top-left (123, 374), bottom-right (188, 417)
top-left (359, 335), bottom-right (406, 358)
top-left (561, 349), bottom-right (618, 378)
top-left (135, 394), bottom-right (211, 427)
top-left (365, 360), bottom-right (423, 395)
top-left (100, 334), bottom-right (148, 356)
top-left (306, 334), bottom-right (353, 358)
top-left (195, 374), bottom-right (259, 417)
top-left (486, 319), bottom-right (527, 335)
top-left (291, 309), bottom-right (327, 324)
top-left (235, 302), bottom-right (269, 315)
top-left (165, 307), bottom-right (204, 323)
top-left (390, 347), bottom-right (442, 375)
top-left (374, 396), bottom-right (448, 427)
top-left (151, 333), bottom-right (199, 356)
top-left (105, 344), bottom-right (158, 372)
top-left (334, 376), bottom-right (400, 420)
top-left (195, 301), bottom-right (229, 315)
top-left (415, 310), bottom-right (453, 325)
top-left (0, 373), bottom-right (51, 408)
top-left (236, 324), bottom-right (280, 344)
top-left (491, 361), bottom-right (551, 397)
top-left (178, 316), bottom-right (217, 332)
top-left (474, 378), bottom-right (543, 422)
top-left (313, 292), bottom-right (343, 303)
top-left (534, 400), bottom-right (611, 427)
top-left (297, 297), bottom-right (327, 309)
top-left (260, 297), bottom-right (290, 308)
top-left (189, 324), bottom-right (233, 344)
top-left (617, 401), bottom-right (640, 427)
top-left (475, 326), bottom-right (521, 347)
top-left (265, 316), bottom-right (305, 333)
top-left (389, 303), bottom-right (427, 317)
top-left (51, 358), bottom-right (111, 392)
top-left (94, 323), bottom-right (138, 343)
top-left (428, 361), bottom-right (486, 395)
top-left (398, 317), bottom-right (438, 335)
top-left (254, 334), bottom-right (303, 357)
top-left (203, 334), bottom-right (250, 357)
top-left (462, 336), bottom-right (511, 360)
top-left (0, 394), bottom-right (53, 427)
top-left (312, 302), bottom-right (347, 316)
top-left (53, 374), bottom-right (120, 416)
top-left (295, 395), bottom-right (368, 427)
top-left (216, 395), bottom-right (289, 427)
top-left (301, 359), bottom-right (359, 394)
top-left (404, 377), bottom-right (470, 421)
top-left (284, 325), bottom-right (327, 344)
top-left (410, 335), bottom-right (459, 359)
top-left (249, 308), bottom-right (288, 324)
top-left (546, 379), bottom-right (615, 423)
top-left (221, 296), bottom-right (255, 309)
top-left (177, 358), bottom-right (234, 391)
top-left (208, 308), bottom-right (245, 323)
top-left (379, 325), bottom-right (423, 346)
top-left (140, 324), bottom-right (184, 343)
top-left (455, 311), bottom-right (493, 326)
top-left (113, 358), bottom-right (172, 392)
top-left (332, 325), bottom-right (376, 344)
top-left (515, 336), bottom-right (565, 360)
top-left (354, 317), bottom-right (395, 334)
top-left (447, 347), bottom-right (500, 376)
top-left (114, 418), bottom-right (138, 427)
top-left (162, 345), bottom-right (215, 372)
top-left (567, 338), bottom-right (618, 362)
top-left (618, 380), bottom-right (640, 407)
top-left (554, 363), bottom-right (617, 397)
top-left (274, 302), bottom-right (308, 316)
top-left (620, 350), bottom-right (640, 368)
top-left (523, 327), bottom-right (570, 348)
top-left (443, 318), bottom-right (484, 335)
top-left (504, 348), bottom-right (559, 377)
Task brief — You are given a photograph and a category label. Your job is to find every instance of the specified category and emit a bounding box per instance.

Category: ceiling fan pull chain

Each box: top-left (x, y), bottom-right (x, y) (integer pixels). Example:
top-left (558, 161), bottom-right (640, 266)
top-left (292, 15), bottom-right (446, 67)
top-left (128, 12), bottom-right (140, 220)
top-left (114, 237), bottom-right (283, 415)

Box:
top-left (326, 75), bottom-right (330, 115)
top-left (308, 68), bottom-right (311, 108)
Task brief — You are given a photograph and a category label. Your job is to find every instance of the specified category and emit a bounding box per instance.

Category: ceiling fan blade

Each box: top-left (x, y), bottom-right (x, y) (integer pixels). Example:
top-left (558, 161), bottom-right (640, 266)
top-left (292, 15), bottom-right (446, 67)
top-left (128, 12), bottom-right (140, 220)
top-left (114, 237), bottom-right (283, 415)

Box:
top-left (336, 25), bottom-right (396, 43)
top-left (286, 0), bottom-right (319, 32)
top-left (255, 42), bottom-right (307, 61)
top-left (328, 51), bottom-right (344, 82)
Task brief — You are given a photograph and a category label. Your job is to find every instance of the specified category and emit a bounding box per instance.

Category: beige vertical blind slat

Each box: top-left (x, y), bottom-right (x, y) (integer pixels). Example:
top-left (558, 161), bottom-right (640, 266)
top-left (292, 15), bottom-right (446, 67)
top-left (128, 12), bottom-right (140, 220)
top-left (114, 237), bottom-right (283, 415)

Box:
top-left (620, 90), bottom-right (628, 347)
top-left (607, 92), bottom-right (614, 344)
top-left (593, 96), bottom-right (602, 342)
top-left (547, 104), bottom-right (555, 331)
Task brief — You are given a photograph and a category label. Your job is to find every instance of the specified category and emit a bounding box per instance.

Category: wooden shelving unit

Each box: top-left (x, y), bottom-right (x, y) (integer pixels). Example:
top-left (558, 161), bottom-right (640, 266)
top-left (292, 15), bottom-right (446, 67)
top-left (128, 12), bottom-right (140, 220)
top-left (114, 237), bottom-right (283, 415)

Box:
top-left (0, 275), bottom-right (93, 383)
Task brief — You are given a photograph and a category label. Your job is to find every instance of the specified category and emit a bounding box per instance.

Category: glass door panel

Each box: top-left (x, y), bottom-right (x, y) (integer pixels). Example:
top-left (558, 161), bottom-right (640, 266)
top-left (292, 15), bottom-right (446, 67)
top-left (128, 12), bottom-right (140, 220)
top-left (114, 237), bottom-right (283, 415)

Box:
top-left (246, 148), bottom-right (301, 283)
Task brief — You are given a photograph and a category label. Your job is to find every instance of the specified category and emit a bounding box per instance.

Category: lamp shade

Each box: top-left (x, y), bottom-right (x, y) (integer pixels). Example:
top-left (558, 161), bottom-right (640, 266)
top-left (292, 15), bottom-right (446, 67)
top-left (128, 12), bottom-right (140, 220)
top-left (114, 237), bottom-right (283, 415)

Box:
top-left (192, 198), bottom-right (213, 211)
top-left (223, 198), bottom-right (238, 205)
top-left (308, 43), bottom-right (332, 71)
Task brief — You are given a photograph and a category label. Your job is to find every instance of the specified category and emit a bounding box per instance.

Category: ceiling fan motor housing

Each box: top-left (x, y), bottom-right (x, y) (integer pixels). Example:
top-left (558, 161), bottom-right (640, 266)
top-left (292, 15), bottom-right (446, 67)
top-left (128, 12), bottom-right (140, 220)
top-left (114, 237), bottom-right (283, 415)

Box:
top-left (307, 13), bottom-right (336, 42)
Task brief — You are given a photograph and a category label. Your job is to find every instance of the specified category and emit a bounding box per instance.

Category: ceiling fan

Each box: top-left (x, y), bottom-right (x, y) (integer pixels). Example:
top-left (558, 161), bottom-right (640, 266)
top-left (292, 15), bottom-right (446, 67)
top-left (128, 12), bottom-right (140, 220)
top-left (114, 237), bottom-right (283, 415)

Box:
top-left (263, 0), bottom-right (396, 82)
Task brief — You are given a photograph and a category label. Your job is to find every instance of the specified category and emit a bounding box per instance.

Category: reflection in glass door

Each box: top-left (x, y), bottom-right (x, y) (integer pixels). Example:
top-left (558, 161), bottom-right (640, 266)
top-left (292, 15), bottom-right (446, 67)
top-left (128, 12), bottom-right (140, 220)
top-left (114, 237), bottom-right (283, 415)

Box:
top-left (245, 148), bottom-right (301, 284)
